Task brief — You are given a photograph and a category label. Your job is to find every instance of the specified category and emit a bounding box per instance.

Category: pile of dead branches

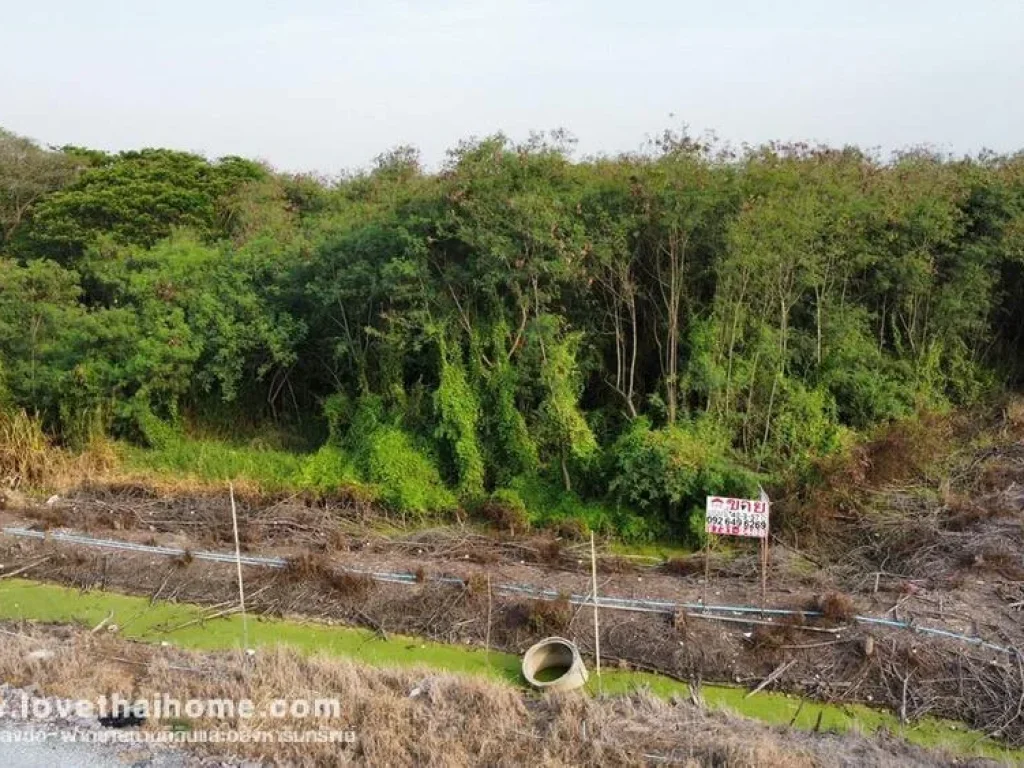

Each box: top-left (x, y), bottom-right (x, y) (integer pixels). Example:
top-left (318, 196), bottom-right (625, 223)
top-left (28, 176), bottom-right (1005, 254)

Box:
top-left (873, 639), bottom-right (1024, 745)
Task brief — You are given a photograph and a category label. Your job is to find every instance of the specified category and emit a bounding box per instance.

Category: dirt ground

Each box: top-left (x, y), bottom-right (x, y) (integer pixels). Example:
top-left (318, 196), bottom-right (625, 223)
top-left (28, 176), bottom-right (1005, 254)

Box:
top-left (1, 425), bottom-right (1023, 748)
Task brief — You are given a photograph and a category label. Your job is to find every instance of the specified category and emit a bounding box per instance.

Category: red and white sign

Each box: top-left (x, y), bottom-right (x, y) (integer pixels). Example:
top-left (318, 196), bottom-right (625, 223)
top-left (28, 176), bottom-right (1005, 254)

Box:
top-left (705, 495), bottom-right (769, 538)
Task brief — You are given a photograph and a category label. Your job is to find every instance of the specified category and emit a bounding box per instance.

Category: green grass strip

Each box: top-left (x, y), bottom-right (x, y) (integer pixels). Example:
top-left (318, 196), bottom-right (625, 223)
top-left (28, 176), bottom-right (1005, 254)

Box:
top-left (0, 578), bottom-right (1017, 761)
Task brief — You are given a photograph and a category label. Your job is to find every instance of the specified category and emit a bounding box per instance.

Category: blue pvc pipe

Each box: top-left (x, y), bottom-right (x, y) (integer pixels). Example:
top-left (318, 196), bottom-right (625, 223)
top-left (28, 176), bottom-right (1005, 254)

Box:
top-left (2, 526), bottom-right (1011, 654)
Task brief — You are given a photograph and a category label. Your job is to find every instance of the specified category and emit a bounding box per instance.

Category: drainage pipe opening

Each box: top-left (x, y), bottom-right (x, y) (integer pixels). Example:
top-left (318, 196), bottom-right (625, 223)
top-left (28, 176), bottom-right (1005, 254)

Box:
top-left (521, 637), bottom-right (589, 692)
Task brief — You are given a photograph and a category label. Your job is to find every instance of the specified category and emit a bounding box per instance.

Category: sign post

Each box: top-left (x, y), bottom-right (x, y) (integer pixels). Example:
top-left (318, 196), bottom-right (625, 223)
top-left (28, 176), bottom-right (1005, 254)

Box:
top-left (702, 533), bottom-right (712, 611)
top-left (760, 529), bottom-right (767, 613)
top-left (705, 493), bottom-right (770, 615)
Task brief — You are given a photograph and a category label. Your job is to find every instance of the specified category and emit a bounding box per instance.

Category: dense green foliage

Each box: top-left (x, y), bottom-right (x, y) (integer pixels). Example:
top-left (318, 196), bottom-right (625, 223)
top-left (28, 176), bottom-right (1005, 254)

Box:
top-left (2, 127), bottom-right (1023, 540)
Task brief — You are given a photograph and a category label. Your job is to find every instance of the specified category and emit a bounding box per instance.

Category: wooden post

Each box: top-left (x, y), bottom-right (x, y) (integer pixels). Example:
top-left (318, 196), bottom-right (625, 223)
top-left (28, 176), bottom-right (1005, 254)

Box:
top-left (229, 482), bottom-right (249, 651)
top-left (758, 487), bottom-right (771, 617)
top-left (702, 536), bottom-right (711, 612)
top-left (484, 573), bottom-right (492, 665)
top-left (760, 535), bottom-right (768, 617)
top-left (590, 532), bottom-right (602, 693)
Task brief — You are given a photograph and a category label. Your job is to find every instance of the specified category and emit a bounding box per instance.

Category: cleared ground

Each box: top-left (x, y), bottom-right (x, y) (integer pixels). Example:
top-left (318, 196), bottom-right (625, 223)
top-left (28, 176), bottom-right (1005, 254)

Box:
top-left (1, 409), bottom-right (1022, 764)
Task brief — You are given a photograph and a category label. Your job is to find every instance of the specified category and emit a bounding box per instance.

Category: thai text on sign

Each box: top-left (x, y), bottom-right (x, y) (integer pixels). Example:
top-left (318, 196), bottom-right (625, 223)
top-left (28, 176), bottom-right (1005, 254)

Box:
top-left (705, 496), bottom-right (769, 538)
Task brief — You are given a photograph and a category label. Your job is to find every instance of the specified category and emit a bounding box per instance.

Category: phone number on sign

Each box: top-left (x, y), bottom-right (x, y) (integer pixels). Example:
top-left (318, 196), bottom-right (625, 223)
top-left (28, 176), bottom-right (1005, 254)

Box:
top-left (705, 506), bottom-right (768, 538)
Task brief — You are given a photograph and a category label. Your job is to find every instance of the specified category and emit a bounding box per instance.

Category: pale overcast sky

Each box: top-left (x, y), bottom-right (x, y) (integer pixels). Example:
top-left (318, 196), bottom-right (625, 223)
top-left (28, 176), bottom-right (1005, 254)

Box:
top-left (2, 1), bottom-right (1022, 172)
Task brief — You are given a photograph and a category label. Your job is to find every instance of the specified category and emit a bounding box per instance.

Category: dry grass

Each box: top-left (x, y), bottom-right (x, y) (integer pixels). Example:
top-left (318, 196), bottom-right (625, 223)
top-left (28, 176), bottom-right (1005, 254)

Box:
top-left (0, 409), bottom-right (57, 489)
top-left (1003, 395), bottom-right (1024, 437)
top-left (526, 594), bottom-right (572, 635)
top-left (808, 593), bottom-right (856, 624)
top-left (531, 536), bottom-right (563, 564)
top-left (0, 410), bottom-right (119, 494)
top-left (476, 496), bottom-right (530, 535)
top-left (0, 623), bottom-right (967, 767)
top-left (548, 517), bottom-right (588, 542)
top-left (749, 613), bottom-right (807, 651)
top-left (977, 456), bottom-right (1024, 495)
top-left (171, 549), bottom-right (194, 568)
top-left (284, 553), bottom-right (373, 598)
top-left (329, 571), bottom-right (373, 599)
top-left (596, 556), bottom-right (638, 575)
top-left (961, 540), bottom-right (1024, 580)
top-left (664, 555), bottom-right (705, 577)
top-left (284, 552), bottom-right (336, 581)
top-left (67, 433), bottom-right (118, 477)
top-left (463, 572), bottom-right (489, 597)
top-left (24, 503), bottom-right (70, 530)
top-left (9, 530), bottom-right (1024, 751)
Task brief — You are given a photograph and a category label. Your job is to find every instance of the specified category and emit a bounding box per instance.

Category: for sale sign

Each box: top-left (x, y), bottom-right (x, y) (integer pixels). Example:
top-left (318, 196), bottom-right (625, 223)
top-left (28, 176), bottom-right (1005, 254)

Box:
top-left (705, 495), bottom-right (769, 538)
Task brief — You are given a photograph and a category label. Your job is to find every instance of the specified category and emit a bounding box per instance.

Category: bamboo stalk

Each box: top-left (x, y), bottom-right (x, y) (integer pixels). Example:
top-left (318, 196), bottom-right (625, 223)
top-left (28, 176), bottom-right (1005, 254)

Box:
top-left (702, 537), bottom-right (711, 611)
top-left (229, 482), bottom-right (249, 651)
top-left (590, 532), bottom-right (602, 693)
top-left (485, 573), bottom-right (492, 665)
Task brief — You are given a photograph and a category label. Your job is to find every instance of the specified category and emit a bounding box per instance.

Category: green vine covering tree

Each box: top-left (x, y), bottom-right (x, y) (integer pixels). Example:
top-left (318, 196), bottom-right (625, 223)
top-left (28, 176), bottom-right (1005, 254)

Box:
top-left (1, 126), bottom-right (1023, 541)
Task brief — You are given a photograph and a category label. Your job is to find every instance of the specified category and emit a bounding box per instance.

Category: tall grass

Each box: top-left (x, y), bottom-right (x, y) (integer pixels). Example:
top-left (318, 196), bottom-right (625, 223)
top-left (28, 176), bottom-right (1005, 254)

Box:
top-left (123, 435), bottom-right (658, 536)
top-left (5, 413), bottom-right (658, 540)
top-left (121, 437), bottom-right (309, 491)
top-left (121, 435), bottom-right (385, 506)
top-left (0, 409), bottom-right (57, 489)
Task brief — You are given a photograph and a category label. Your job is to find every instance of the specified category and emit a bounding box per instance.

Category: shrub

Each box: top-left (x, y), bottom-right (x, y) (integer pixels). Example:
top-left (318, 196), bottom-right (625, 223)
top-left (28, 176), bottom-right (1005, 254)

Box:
top-left (328, 571), bottom-right (373, 598)
top-left (132, 399), bottom-right (178, 450)
top-left (283, 553), bottom-right (334, 581)
top-left (434, 357), bottom-right (485, 498)
top-left (608, 416), bottom-right (759, 542)
top-left (819, 312), bottom-right (915, 429)
top-left (1005, 395), bottom-right (1024, 435)
top-left (297, 446), bottom-right (366, 495)
top-left (463, 572), bottom-right (489, 596)
top-left (664, 556), bottom-right (703, 577)
top-left (758, 381), bottom-right (846, 474)
top-left (550, 517), bottom-right (588, 541)
top-left (482, 357), bottom-right (538, 485)
top-left (360, 426), bottom-right (455, 517)
top-left (478, 488), bottom-right (530, 534)
top-left (338, 394), bottom-right (456, 517)
top-left (861, 412), bottom-right (952, 485)
top-left (322, 392), bottom-right (354, 444)
top-left (526, 595), bottom-right (572, 635)
top-left (808, 592), bottom-right (856, 623)
top-left (509, 475), bottom-right (658, 543)
top-left (347, 394), bottom-right (388, 439)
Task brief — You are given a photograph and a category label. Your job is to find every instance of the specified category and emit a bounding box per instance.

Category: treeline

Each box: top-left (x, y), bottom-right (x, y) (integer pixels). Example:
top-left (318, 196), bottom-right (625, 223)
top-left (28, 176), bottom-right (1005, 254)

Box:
top-left (2, 127), bottom-right (1022, 540)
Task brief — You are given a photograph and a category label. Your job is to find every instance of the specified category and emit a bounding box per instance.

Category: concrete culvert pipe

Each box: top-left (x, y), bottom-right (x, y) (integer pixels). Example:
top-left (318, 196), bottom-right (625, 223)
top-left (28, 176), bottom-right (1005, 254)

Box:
top-left (521, 637), bottom-right (589, 692)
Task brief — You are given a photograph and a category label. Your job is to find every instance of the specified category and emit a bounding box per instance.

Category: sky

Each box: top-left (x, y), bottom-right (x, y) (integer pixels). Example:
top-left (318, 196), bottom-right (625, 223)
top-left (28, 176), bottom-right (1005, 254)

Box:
top-left (1, 1), bottom-right (1022, 173)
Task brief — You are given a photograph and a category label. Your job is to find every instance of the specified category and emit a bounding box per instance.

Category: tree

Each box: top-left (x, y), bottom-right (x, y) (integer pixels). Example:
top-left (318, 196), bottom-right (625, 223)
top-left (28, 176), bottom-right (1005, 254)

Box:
top-left (0, 129), bottom-right (79, 247)
top-left (20, 149), bottom-right (266, 263)
top-left (633, 139), bottom-right (732, 425)
top-left (531, 321), bottom-right (597, 491)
